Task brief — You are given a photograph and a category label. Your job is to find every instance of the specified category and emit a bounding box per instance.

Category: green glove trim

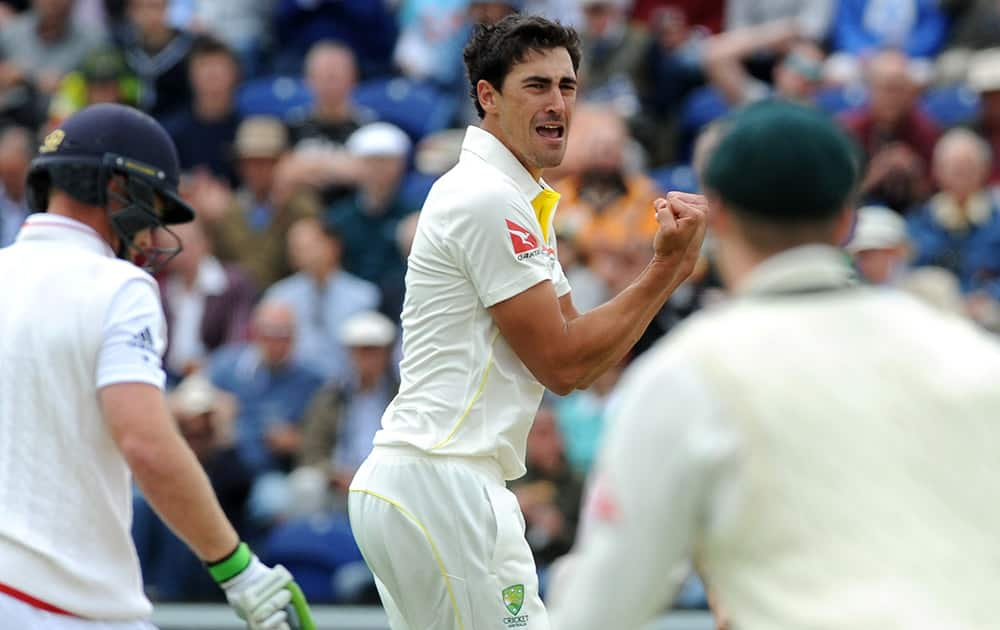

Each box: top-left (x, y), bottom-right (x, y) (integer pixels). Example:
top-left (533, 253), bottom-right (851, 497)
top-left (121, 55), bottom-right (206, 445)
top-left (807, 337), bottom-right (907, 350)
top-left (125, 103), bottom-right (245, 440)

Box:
top-left (207, 542), bottom-right (252, 584)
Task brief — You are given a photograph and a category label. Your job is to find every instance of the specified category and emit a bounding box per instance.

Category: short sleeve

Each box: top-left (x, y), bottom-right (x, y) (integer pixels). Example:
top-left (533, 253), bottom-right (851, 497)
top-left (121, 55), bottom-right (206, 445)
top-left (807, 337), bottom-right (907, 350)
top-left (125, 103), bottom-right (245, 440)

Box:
top-left (451, 193), bottom-right (559, 307)
top-left (96, 278), bottom-right (167, 390)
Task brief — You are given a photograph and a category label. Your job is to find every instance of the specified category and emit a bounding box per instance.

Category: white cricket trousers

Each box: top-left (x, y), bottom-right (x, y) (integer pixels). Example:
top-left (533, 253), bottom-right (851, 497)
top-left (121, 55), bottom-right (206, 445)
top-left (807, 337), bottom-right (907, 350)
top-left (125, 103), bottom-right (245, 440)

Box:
top-left (0, 593), bottom-right (155, 630)
top-left (349, 445), bottom-right (548, 630)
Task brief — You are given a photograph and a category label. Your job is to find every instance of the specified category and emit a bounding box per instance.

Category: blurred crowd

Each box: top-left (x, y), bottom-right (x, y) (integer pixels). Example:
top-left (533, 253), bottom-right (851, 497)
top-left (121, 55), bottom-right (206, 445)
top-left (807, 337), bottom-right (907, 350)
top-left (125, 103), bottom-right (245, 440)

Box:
top-left (2, 0), bottom-right (1000, 610)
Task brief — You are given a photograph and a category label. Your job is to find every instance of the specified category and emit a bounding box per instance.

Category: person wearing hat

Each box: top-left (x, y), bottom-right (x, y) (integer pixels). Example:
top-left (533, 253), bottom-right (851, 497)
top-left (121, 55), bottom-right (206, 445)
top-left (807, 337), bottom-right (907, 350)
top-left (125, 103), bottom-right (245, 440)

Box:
top-left (549, 99), bottom-right (1000, 630)
top-left (47, 44), bottom-right (143, 128)
top-left (290, 311), bottom-right (400, 516)
top-left (325, 121), bottom-right (418, 320)
top-left (201, 115), bottom-right (321, 291)
top-left (846, 204), bottom-right (911, 285)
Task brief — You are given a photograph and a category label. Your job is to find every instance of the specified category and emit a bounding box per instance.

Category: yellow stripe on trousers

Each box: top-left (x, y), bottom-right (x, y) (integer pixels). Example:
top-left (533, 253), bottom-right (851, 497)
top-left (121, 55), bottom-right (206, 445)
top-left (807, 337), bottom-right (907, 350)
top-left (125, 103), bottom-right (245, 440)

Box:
top-left (349, 488), bottom-right (465, 630)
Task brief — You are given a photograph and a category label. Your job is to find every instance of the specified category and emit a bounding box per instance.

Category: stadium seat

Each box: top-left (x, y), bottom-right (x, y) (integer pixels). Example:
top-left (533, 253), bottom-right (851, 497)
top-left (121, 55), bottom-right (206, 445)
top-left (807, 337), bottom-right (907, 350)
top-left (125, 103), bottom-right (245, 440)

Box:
top-left (352, 78), bottom-right (458, 142)
top-left (397, 170), bottom-right (437, 208)
top-left (260, 512), bottom-right (369, 604)
top-left (677, 86), bottom-right (730, 161)
top-left (236, 75), bottom-right (313, 119)
top-left (921, 84), bottom-right (981, 127)
top-left (650, 163), bottom-right (699, 194)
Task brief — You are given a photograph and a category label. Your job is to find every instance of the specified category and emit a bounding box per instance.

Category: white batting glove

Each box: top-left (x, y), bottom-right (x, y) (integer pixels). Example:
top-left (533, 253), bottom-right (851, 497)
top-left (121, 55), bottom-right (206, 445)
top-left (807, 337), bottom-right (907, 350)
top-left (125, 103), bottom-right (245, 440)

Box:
top-left (207, 543), bottom-right (314, 630)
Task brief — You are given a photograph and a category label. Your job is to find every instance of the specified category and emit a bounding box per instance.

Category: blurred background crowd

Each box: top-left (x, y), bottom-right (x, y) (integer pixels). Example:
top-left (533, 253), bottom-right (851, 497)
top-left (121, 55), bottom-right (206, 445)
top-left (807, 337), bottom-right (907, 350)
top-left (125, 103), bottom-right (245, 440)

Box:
top-left (2, 0), bottom-right (1000, 612)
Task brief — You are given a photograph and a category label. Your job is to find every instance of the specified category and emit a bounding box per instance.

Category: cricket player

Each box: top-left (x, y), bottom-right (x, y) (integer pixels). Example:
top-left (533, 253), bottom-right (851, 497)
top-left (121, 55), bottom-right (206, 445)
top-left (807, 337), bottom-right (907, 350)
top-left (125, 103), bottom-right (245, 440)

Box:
top-left (348, 14), bottom-right (707, 630)
top-left (0, 104), bottom-right (312, 629)
top-left (548, 100), bottom-right (1000, 630)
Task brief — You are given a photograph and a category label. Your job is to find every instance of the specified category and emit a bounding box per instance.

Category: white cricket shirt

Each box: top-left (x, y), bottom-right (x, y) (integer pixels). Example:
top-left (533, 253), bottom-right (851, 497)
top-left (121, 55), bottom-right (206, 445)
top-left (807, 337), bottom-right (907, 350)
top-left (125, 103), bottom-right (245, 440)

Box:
top-left (373, 126), bottom-right (571, 480)
top-left (550, 246), bottom-right (1000, 630)
top-left (0, 214), bottom-right (166, 619)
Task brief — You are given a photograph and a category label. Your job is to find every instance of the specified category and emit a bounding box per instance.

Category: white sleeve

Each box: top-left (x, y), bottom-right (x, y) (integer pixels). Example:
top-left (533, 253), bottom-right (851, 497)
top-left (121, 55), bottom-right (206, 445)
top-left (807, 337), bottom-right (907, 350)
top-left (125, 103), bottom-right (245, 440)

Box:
top-left (449, 194), bottom-right (559, 307)
top-left (548, 348), bottom-right (740, 630)
top-left (96, 278), bottom-right (167, 390)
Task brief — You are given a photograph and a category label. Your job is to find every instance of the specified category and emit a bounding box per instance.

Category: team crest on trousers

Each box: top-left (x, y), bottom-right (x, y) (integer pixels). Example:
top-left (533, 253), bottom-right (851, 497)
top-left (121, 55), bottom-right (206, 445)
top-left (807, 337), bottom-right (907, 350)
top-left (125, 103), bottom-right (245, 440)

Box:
top-left (502, 584), bottom-right (528, 627)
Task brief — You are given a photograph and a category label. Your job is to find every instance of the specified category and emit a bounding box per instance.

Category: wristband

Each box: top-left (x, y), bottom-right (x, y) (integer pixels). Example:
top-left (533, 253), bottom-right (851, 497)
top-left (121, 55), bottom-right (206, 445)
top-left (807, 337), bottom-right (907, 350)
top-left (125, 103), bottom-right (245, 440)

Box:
top-left (206, 542), bottom-right (253, 584)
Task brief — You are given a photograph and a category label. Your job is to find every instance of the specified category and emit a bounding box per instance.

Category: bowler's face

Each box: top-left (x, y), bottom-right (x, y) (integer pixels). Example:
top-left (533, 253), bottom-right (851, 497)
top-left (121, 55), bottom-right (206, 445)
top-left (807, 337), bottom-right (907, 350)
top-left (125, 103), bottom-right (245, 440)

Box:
top-left (493, 48), bottom-right (577, 177)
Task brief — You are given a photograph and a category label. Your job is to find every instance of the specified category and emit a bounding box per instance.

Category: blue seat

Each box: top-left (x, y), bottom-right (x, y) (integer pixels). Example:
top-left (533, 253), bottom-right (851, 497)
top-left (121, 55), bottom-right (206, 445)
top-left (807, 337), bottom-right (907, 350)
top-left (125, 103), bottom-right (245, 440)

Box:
top-left (260, 512), bottom-right (368, 603)
top-left (677, 86), bottom-right (729, 161)
top-left (352, 78), bottom-right (458, 142)
top-left (650, 163), bottom-right (699, 194)
top-left (237, 75), bottom-right (313, 119)
top-left (921, 84), bottom-right (980, 127)
top-left (398, 170), bottom-right (437, 209)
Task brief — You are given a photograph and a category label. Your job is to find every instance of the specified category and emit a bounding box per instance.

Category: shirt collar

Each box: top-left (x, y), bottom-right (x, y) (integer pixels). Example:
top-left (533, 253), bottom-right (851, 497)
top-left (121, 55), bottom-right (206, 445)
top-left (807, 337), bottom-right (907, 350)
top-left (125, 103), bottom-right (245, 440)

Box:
top-left (15, 213), bottom-right (116, 258)
top-left (929, 191), bottom-right (994, 231)
top-left (460, 126), bottom-right (561, 241)
top-left (460, 126), bottom-right (550, 200)
top-left (738, 244), bottom-right (858, 297)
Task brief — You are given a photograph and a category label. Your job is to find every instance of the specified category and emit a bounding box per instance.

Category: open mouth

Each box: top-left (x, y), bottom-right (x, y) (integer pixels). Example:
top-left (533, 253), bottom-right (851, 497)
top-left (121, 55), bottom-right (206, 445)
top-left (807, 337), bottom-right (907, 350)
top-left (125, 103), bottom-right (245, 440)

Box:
top-left (536, 123), bottom-right (564, 140)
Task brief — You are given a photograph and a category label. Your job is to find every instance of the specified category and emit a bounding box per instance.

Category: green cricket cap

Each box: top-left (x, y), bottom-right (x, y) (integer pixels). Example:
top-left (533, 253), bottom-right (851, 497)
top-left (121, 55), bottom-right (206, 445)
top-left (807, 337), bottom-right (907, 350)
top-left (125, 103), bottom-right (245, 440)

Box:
top-left (704, 99), bottom-right (860, 222)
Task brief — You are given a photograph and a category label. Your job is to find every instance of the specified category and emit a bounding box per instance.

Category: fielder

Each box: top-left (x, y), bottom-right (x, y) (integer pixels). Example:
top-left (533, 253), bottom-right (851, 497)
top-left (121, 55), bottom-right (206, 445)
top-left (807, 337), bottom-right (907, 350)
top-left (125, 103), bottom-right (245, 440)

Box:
top-left (548, 100), bottom-right (1000, 630)
top-left (0, 104), bottom-right (313, 630)
top-left (348, 14), bottom-right (706, 630)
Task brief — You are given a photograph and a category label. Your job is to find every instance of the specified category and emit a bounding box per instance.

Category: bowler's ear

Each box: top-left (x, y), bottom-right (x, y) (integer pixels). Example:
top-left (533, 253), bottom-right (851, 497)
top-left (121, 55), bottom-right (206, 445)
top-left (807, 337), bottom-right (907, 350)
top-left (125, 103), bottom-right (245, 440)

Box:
top-left (477, 79), bottom-right (500, 115)
top-left (706, 193), bottom-right (728, 236)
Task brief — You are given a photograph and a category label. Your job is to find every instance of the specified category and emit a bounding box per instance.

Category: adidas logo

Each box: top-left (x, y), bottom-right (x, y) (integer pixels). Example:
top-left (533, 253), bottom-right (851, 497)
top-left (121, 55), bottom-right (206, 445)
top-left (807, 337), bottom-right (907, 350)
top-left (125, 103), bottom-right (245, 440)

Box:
top-left (128, 327), bottom-right (155, 352)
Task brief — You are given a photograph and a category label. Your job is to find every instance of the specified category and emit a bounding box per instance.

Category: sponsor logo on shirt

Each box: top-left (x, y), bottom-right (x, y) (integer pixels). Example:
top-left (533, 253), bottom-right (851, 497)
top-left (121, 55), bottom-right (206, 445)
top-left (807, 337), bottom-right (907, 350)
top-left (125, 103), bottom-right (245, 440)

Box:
top-left (507, 219), bottom-right (539, 255)
top-left (507, 219), bottom-right (555, 262)
top-left (128, 327), bottom-right (156, 353)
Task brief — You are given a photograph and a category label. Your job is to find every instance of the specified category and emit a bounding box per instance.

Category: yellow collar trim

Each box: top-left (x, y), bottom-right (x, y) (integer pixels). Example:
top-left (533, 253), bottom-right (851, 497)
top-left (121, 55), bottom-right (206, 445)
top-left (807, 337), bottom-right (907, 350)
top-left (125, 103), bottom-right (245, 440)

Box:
top-left (532, 189), bottom-right (561, 243)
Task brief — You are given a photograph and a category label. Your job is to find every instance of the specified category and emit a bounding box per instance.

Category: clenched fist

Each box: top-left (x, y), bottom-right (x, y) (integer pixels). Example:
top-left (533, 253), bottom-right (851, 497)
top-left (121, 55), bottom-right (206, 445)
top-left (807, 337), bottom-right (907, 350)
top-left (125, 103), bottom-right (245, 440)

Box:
top-left (651, 191), bottom-right (708, 288)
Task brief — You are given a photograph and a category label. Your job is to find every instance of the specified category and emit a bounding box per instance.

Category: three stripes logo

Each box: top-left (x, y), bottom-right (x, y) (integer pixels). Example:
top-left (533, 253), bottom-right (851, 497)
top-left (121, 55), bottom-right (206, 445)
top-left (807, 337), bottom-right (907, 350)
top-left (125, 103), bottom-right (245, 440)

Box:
top-left (128, 327), bottom-right (155, 352)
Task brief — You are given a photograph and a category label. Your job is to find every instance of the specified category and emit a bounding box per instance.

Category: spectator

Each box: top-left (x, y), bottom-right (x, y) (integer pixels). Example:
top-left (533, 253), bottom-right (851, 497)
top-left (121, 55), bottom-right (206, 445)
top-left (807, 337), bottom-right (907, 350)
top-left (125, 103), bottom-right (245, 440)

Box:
top-left (162, 35), bottom-right (242, 186)
top-left (576, 0), bottom-right (651, 117)
top-left (283, 41), bottom-right (369, 205)
top-left (158, 216), bottom-right (256, 383)
top-left (843, 50), bottom-right (941, 212)
top-left (47, 43), bottom-right (141, 128)
top-left (289, 311), bottom-right (399, 516)
top-left (552, 106), bottom-right (661, 256)
top-left (114, 0), bottom-right (195, 119)
top-left (907, 128), bottom-right (1000, 294)
top-left (967, 47), bottom-right (1000, 184)
top-left (0, 126), bottom-right (32, 248)
top-left (207, 300), bottom-right (324, 523)
top-left (634, 4), bottom-right (710, 165)
top-left (270, 0), bottom-right (398, 78)
top-left (831, 0), bottom-right (950, 60)
top-left (393, 0), bottom-right (475, 90)
top-left (725, 0), bottom-right (833, 42)
top-left (170, 0), bottom-right (272, 78)
top-left (631, 0), bottom-right (724, 34)
top-left (0, 0), bottom-right (105, 96)
top-left (510, 404), bottom-right (584, 570)
top-left (199, 115), bottom-right (320, 291)
top-left (327, 122), bottom-right (418, 320)
top-left (703, 18), bottom-right (825, 108)
top-left (845, 204), bottom-right (913, 285)
top-left (263, 217), bottom-right (380, 385)
top-left (132, 373), bottom-right (252, 602)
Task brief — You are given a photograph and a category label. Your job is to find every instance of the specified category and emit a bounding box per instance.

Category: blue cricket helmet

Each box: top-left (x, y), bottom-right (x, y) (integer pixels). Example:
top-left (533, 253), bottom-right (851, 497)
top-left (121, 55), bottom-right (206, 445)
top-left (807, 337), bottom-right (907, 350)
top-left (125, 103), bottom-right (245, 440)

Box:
top-left (26, 104), bottom-right (195, 270)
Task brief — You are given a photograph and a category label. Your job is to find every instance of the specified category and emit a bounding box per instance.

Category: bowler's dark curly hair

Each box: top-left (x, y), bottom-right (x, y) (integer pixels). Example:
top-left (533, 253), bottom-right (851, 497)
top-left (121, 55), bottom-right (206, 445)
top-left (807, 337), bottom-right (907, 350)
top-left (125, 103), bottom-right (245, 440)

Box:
top-left (463, 14), bottom-right (582, 119)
